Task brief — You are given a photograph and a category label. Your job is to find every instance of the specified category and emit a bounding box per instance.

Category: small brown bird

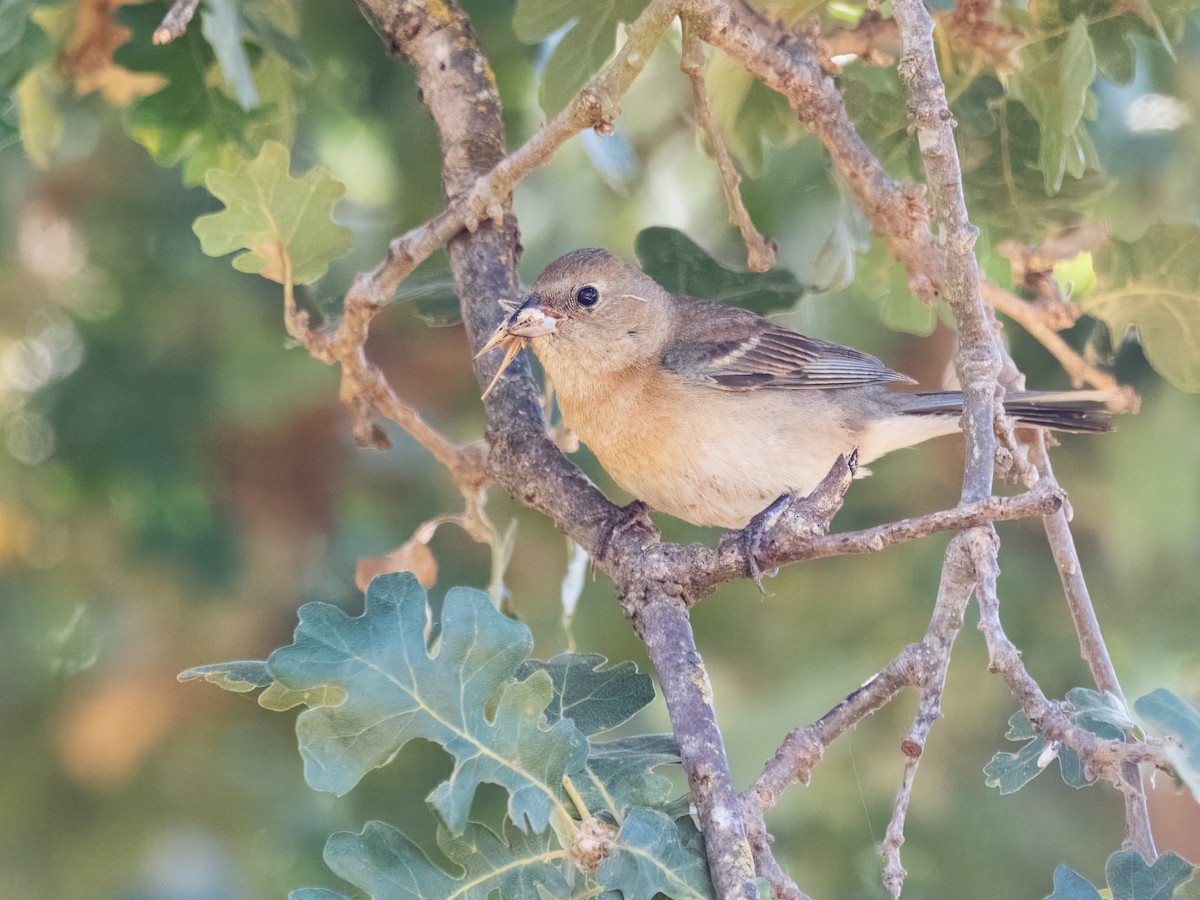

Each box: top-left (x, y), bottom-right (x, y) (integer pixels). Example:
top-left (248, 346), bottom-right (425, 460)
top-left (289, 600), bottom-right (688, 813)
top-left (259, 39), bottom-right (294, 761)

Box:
top-left (479, 248), bottom-right (1108, 530)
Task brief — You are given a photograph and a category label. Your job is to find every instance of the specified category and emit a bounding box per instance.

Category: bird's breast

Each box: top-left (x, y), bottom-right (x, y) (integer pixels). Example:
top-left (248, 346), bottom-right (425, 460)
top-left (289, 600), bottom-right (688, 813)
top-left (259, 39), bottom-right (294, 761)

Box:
top-left (549, 364), bottom-right (860, 529)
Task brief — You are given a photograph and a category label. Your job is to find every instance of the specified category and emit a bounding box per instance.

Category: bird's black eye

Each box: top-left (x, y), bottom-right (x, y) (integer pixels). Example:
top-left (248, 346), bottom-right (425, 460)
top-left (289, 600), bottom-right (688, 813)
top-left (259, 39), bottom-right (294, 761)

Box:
top-left (576, 285), bottom-right (600, 307)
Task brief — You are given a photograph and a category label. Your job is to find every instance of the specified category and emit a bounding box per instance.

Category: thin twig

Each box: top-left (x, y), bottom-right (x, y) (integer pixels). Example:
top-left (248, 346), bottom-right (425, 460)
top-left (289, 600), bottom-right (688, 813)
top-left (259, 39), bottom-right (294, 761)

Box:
top-left (750, 644), bottom-right (926, 807)
top-left (688, 0), bottom-right (945, 300)
top-left (1030, 438), bottom-right (1157, 861)
top-left (882, 533), bottom-right (976, 898)
top-left (690, 476), bottom-right (1066, 601)
top-left (983, 282), bottom-right (1140, 412)
top-left (153, 0), bottom-right (202, 45)
top-left (892, 0), bottom-right (998, 504)
top-left (680, 20), bottom-right (777, 272)
top-left (740, 797), bottom-right (810, 900)
top-left (971, 535), bottom-right (1169, 778)
top-left (886, 0), bottom-right (1002, 889)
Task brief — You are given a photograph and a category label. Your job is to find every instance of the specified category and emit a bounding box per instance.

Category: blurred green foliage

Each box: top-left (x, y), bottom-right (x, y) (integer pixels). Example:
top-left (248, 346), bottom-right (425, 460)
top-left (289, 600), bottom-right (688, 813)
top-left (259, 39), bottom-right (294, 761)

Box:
top-left (1, 0), bottom-right (1199, 897)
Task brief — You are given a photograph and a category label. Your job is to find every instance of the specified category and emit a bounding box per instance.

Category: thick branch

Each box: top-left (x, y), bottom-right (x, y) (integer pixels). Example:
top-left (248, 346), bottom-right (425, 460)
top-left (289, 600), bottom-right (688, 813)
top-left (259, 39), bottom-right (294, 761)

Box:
top-left (355, 3), bottom-right (759, 895)
top-left (635, 592), bottom-right (758, 898)
top-left (345, 0), bottom-right (683, 327)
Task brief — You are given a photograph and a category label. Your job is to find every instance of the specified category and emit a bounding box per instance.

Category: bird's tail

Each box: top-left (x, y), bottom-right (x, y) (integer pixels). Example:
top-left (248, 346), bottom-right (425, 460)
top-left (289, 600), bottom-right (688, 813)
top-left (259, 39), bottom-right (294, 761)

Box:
top-left (902, 390), bottom-right (1112, 433)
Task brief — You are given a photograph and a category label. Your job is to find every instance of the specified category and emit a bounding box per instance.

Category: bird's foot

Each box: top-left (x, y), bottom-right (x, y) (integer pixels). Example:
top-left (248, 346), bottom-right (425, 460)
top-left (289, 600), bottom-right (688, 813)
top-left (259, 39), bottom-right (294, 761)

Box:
top-left (741, 495), bottom-right (789, 593)
top-left (736, 450), bottom-right (860, 592)
top-left (592, 499), bottom-right (658, 568)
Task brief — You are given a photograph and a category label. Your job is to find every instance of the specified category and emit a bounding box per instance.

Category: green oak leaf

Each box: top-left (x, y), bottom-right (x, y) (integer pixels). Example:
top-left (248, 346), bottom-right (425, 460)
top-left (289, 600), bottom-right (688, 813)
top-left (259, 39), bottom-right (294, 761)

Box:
top-left (596, 807), bottom-right (714, 899)
top-left (193, 140), bottom-right (352, 285)
top-left (289, 890), bottom-right (350, 900)
top-left (706, 52), bottom-right (804, 176)
top-left (1134, 689), bottom-right (1200, 799)
top-left (202, 0), bottom-right (258, 110)
top-left (576, 733), bottom-right (679, 815)
top-left (1044, 863), bottom-right (1104, 900)
top-left (1008, 16), bottom-right (1098, 195)
top-left (1107, 850), bottom-right (1195, 900)
top-left (115, 2), bottom-right (272, 184)
top-left (317, 820), bottom-right (569, 900)
top-left (179, 659), bottom-right (272, 692)
top-left (984, 689), bottom-right (1131, 793)
top-left (958, 85), bottom-right (1111, 242)
top-left (264, 573), bottom-right (587, 833)
top-left (0, 0), bottom-right (55, 95)
top-left (1042, 853), bottom-right (1198, 900)
top-left (518, 652), bottom-right (655, 736)
top-left (512, 0), bottom-right (651, 116)
top-left (635, 226), bottom-right (807, 315)
top-left (1085, 225), bottom-right (1200, 392)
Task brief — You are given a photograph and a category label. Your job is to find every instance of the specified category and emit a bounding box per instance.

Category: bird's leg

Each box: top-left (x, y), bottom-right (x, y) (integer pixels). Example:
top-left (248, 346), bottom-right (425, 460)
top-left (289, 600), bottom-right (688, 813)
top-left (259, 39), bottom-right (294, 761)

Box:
top-left (591, 499), bottom-right (658, 572)
top-left (735, 450), bottom-right (859, 592)
top-left (741, 494), bottom-right (790, 592)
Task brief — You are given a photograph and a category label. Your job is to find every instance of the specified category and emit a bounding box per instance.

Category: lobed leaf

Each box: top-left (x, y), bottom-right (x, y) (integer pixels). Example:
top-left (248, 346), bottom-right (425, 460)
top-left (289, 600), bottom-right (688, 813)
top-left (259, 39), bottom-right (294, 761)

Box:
top-left (576, 733), bottom-right (679, 814)
top-left (1134, 688), bottom-right (1200, 799)
top-left (596, 807), bottom-right (714, 899)
top-left (985, 689), bottom-right (1133, 793)
top-left (193, 140), bottom-right (352, 285)
top-left (316, 819), bottom-right (569, 900)
top-left (1008, 16), bottom-right (1099, 195)
top-left (1043, 852), bottom-right (1196, 900)
top-left (1086, 225), bottom-right (1200, 392)
top-left (178, 659), bottom-right (272, 692)
top-left (115, 2), bottom-right (269, 184)
top-left (1107, 850), bottom-right (1195, 900)
top-left (1044, 863), bottom-right (1103, 900)
top-left (635, 226), bottom-right (807, 315)
top-left (512, 0), bottom-right (651, 116)
top-left (264, 573), bottom-right (586, 833)
top-left (518, 652), bottom-right (655, 736)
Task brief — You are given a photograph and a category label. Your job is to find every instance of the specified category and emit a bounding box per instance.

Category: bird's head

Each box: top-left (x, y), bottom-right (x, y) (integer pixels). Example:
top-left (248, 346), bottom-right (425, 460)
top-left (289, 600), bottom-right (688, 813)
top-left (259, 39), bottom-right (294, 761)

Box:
top-left (477, 249), bottom-right (674, 396)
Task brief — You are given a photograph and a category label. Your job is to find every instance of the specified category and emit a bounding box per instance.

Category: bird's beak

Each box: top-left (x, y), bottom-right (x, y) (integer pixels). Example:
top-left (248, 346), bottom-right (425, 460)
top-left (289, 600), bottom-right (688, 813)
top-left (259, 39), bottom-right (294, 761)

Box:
top-left (474, 295), bottom-right (561, 399)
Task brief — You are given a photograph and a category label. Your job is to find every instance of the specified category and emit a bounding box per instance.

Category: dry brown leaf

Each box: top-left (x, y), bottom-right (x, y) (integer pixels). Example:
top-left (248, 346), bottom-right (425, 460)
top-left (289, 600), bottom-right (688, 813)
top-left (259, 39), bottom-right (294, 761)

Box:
top-left (65, 0), bottom-right (166, 106)
top-left (355, 537), bottom-right (438, 592)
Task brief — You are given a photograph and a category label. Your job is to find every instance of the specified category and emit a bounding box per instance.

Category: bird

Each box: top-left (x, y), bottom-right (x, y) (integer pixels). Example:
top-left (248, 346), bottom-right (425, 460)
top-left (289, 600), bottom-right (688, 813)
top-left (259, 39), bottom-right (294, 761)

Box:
top-left (477, 248), bottom-right (1109, 531)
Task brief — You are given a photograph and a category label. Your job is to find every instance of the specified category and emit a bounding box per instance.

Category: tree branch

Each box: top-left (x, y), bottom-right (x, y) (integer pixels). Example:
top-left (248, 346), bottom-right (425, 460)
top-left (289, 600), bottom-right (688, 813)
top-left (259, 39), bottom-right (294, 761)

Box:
top-left (983, 282), bottom-right (1140, 413)
top-left (1030, 438), bottom-right (1157, 861)
top-left (971, 534), bottom-right (1169, 780)
top-left (882, 532), bottom-right (976, 898)
top-left (152, 0), bottom-right (201, 45)
top-left (687, 0), bottom-right (944, 301)
top-left (635, 591), bottom-right (758, 898)
top-left (680, 20), bottom-right (777, 272)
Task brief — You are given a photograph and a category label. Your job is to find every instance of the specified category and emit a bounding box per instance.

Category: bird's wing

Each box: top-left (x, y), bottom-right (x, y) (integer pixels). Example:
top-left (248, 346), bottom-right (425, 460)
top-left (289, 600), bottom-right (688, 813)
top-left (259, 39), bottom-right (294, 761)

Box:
top-left (661, 304), bottom-right (913, 391)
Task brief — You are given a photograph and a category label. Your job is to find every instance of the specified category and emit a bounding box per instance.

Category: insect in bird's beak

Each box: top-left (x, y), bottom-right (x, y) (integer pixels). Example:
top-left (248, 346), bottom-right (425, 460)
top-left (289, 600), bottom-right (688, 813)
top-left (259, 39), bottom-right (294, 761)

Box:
top-left (475, 297), bottom-right (561, 399)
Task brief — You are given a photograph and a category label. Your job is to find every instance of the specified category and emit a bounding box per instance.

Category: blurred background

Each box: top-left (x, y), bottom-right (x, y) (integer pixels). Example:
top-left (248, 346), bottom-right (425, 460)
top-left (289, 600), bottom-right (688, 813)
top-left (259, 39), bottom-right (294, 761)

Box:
top-left (1, 1), bottom-right (1198, 897)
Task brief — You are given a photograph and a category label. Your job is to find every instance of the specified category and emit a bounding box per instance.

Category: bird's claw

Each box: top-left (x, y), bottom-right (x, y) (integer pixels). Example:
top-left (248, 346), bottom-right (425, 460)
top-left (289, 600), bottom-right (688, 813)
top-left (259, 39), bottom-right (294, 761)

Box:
top-left (738, 450), bottom-right (859, 592)
top-left (741, 494), bottom-right (790, 593)
top-left (592, 500), bottom-right (657, 570)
